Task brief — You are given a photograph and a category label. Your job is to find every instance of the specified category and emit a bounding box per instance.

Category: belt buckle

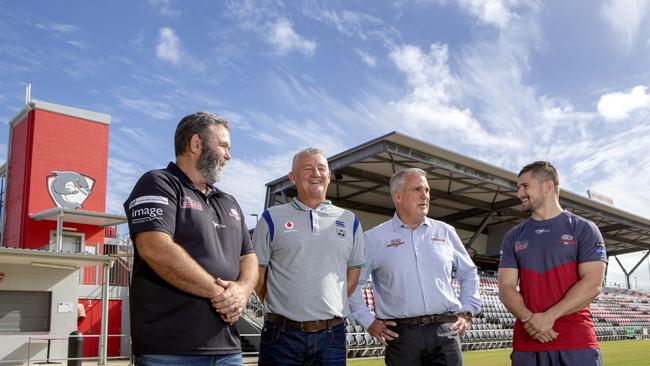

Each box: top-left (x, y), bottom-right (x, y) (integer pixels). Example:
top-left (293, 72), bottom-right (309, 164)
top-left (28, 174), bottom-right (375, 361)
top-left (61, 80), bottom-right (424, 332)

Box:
top-left (302, 320), bottom-right (319, 332)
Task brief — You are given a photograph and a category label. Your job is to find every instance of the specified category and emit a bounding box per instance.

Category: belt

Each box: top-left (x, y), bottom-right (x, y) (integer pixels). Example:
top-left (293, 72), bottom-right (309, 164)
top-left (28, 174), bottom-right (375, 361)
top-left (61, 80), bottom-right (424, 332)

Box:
top-left (385, 313), bottom-right (458, 326)
top-left (265, 313), bottom-right (344, 332)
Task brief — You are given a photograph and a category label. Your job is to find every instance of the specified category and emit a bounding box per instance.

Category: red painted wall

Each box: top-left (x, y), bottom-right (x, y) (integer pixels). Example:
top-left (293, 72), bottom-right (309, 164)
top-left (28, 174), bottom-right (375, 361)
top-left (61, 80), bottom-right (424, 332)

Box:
top-left (2, 114), bottom-right (31, 247)
top-left (78, 299), bottom-right (122, 357)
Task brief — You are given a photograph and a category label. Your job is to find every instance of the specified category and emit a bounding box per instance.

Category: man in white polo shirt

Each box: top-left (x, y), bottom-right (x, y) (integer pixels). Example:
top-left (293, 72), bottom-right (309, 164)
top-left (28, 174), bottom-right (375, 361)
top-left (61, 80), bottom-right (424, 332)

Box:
top-left (253, 147), bottom-right (365, 366)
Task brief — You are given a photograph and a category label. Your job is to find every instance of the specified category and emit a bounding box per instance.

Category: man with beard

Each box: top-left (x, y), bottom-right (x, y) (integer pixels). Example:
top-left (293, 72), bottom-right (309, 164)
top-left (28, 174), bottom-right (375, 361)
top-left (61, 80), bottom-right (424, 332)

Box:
top-left (498, 161), bottom-right (607, 366)
top-left (124, 112), bottom-right (258, 366)
top-left (253, 148), bottom-right (365, 366)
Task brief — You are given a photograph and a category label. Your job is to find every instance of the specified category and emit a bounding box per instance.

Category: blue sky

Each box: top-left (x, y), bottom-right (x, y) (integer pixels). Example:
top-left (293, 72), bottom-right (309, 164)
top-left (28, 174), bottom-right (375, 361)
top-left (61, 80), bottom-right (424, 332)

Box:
top-left (1, 0), bottom-right (650, 288)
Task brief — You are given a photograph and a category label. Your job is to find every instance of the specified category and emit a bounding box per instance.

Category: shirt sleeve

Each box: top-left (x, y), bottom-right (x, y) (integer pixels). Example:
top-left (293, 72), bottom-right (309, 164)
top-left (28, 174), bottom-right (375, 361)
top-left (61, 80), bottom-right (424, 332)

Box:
top-left (123, 171), bottom-right (178, 238)
top-left (253, 209), bottom-right (273, 267)
top-left (348, 230), bottom-right (376, 330)
top-left (577, 220), bottom-right (608, 264)
top-left (498, 229), bottom-right (518, 269)
top-left (236, 202), bottom-right (254, 256)
top-left (348, 215), bottom-right (366, 268)
top-left (449, 227), bottom-right (481, 315)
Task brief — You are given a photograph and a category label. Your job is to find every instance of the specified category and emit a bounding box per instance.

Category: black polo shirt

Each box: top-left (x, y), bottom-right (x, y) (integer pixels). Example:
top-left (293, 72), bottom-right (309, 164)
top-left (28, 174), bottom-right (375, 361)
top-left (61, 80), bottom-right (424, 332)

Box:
top-left (124, 162), bottom-right (253, 355)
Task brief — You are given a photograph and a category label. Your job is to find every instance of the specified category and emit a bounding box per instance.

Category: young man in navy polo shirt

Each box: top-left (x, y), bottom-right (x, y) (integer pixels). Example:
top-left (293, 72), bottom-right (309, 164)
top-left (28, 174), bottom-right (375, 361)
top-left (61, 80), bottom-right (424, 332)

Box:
top-left (499, 161), bottom-right (607, 366)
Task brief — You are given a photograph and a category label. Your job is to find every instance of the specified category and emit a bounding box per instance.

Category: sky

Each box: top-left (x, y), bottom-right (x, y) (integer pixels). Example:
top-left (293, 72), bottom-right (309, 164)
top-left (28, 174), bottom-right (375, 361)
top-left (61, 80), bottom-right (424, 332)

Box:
top-left (1, 0), bottom-right (650, 289)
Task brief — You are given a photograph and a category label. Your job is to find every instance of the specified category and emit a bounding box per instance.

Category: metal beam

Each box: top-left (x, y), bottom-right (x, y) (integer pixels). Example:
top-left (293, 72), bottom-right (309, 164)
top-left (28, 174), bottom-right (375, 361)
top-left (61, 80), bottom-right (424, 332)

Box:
top-left (384, 141), bottom-right (518, 191)
top-left (602, 233), bottom-right (650, 250)
top-left (561, 198), bottom-right (650, 233)
top-left (466, 211), bottom-right (493, 249)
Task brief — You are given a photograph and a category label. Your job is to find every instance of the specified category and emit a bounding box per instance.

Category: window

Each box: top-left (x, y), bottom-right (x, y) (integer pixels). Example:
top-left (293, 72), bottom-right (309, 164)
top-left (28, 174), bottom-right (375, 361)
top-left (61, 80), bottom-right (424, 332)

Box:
top-left (0, 291), bottom-right (51, 333)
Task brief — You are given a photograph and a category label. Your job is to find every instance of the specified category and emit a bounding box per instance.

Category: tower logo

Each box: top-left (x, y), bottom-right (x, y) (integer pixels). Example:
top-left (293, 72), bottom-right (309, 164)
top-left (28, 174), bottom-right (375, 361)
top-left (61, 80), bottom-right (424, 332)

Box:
top-left (47, 171), bottom-right (95, 209)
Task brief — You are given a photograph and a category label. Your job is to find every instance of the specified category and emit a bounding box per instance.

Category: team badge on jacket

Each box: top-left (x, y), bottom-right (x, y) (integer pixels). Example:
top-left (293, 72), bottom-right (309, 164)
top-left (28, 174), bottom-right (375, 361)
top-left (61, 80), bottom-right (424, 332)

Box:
top-left (336, 220), bottom-right (346, 238)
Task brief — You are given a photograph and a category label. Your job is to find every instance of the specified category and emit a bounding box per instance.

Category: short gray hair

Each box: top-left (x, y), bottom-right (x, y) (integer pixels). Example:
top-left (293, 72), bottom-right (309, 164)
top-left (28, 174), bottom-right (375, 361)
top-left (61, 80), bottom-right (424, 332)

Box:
top-left (174, 112), bottom-right (230, 156)
top-left (291, 147), bottom-right (326, 171)
top-left (390, 168), bottom-right (427, 195)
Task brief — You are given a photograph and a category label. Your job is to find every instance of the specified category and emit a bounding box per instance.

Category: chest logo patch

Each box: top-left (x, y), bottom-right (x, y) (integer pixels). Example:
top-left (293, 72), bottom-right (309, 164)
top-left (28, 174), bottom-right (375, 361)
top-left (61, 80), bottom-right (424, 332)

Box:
top-left (534, 228), bottom-right (550, 235)
top-left (228, 208), bottom-right (240, 221)
top-left (180, 196), bottom-right (203, 211)
top-left (514, 240), bottom-right (528, 253)
top-left (555, 234), bottom-right (577, 245)
top-left (336, 220), bottom-right (346, 238)
top-left (431, 235), bottom-right (446, 244)
top-left (386, 238), bottom-right (405, 248)
top-left (283, 220), bottom-right (297, 233)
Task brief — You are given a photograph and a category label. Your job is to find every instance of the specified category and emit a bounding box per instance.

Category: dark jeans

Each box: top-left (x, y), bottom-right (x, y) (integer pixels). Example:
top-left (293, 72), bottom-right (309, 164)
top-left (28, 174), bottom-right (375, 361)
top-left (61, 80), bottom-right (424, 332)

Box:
top-left (135, 353), bottom-right (242, 366)
top-left (385, 322), bottom-right (462, 366)
top-left (511, 348), bottom-right (602, 366)
top-left (258, 321), bottom-right (346, 366)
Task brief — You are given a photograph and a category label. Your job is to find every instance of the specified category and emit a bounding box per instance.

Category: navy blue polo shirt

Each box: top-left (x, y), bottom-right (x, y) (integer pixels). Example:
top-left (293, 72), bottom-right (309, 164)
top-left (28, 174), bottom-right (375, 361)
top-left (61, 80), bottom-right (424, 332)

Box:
top-left (124, 162), bottom-right (253, 355)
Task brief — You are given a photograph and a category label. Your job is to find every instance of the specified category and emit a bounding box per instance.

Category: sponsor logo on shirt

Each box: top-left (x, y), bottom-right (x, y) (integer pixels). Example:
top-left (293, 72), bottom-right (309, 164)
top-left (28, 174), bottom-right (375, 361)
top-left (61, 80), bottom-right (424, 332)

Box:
top-left (283, 220), bottom-right (297, 233)
top-left (514, 240), bottom-right (528, 253)
top-left (213, 221), bottom-right (226, 229)
top-left (555, 234), bottom-right (577, 245)
top-left (430, 236), bottom-right (446, 243)
top-left (180, 196), bottom-right (203, 211)
top-left (386, 238), bottom-right (405, 248)
top-left (228, 208), bottom-right (240, 221)
top-left (128, 195), bottom-right (169, 209)
top-left (336, 220), bottom-right (346, 238)
top-left (130, 206), bottom-right (164, 225)
top-left (534, 228), bottom-right (550, 235)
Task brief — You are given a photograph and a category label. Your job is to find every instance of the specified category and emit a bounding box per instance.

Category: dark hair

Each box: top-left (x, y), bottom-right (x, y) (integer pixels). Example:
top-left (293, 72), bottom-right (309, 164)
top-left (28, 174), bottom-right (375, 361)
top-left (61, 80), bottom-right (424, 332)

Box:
top-left (519, 161), bottom-right (560, 191)
top-left (174, 112), bottom-right (230, 157)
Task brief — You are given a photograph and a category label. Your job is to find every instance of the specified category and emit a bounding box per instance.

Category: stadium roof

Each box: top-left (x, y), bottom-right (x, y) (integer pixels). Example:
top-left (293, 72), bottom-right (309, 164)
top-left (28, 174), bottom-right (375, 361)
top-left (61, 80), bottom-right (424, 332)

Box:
top-left (264, 132), bottom-right (650, 258)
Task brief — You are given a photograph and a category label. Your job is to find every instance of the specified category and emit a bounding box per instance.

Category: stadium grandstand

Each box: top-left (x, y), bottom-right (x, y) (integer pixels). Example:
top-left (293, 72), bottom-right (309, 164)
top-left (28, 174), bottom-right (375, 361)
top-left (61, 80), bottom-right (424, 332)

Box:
top-left (244, 131), bottom-right (650, 360)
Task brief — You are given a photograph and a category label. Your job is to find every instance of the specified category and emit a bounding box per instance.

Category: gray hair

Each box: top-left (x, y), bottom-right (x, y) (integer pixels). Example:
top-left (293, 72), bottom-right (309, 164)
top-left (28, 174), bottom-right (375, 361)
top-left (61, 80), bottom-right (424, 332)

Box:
top-left (291, 147), bottom-right (326, 171)
top-left (390, 168), bottom-right (427, 195)
top-left (174, 112), bottom-right (230, 156)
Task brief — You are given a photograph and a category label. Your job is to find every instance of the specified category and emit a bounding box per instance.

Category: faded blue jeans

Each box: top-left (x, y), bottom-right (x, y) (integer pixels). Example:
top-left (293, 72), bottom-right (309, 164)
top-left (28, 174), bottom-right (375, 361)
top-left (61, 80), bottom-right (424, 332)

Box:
top-left (135, 353), bottom-right (242, 366)
top-left (258, 321), bottom-right (346, 366)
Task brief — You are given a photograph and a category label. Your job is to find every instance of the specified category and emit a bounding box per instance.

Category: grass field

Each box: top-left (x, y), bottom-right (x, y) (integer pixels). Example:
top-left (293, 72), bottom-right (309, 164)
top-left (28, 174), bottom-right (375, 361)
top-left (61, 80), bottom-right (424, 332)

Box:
top-left (346, 339), bottom-right (650, 366)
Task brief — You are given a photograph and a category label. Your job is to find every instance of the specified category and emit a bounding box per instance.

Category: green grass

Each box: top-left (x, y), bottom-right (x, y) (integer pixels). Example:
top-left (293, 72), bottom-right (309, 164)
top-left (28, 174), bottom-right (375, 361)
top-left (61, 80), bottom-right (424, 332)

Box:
top-left (346, 339), bottom-right (650, 366)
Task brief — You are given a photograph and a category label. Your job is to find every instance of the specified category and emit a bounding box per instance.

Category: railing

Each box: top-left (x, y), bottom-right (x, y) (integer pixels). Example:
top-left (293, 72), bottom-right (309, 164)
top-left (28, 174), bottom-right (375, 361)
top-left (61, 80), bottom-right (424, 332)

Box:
top-left (0, 333), bottom-right (131, 366)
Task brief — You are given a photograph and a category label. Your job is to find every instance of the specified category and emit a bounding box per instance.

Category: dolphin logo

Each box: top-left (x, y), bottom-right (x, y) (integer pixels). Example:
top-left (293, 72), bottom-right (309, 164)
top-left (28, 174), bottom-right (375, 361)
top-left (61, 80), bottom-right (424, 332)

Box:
top-left (47, 171), bottom-right (95, 209)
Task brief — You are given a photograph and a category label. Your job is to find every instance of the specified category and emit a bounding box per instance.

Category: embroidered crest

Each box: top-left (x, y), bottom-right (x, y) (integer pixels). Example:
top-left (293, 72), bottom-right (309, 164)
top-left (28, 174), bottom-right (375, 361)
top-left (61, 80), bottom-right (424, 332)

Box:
top-left (386, 239), bottom-right (405, 248)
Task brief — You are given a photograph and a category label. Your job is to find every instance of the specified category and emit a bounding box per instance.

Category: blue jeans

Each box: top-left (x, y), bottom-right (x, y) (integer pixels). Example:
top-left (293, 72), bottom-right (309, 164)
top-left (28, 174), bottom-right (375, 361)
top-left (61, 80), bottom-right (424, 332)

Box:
top-left (135, 353), bottom-right (242, 366)
top-left (258, 321), bottom-right (346, 366)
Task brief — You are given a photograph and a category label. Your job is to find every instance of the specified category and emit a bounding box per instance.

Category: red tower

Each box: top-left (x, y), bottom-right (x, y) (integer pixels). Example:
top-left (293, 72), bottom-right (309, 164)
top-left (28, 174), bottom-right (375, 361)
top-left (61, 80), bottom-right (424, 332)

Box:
top-left (1, 100), bottom-right (115, 253)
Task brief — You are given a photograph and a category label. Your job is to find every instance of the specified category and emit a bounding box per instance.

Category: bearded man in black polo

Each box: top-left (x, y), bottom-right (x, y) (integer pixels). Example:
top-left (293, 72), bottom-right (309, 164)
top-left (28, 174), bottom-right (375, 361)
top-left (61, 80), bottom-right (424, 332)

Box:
top-left (124, 112), bottom-right (258, 366)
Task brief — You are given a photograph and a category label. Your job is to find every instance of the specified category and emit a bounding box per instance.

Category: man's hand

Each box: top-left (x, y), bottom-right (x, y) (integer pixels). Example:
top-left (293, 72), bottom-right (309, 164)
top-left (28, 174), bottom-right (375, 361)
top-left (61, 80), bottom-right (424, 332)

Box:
top-left (367, 320), bottom-right (399, 346)
top-left (523, 312), bottom-right (558, 343)
top-left (450, 316), bottom-right (471, 337)
top-left (211, 278), bottom-right (250, 325)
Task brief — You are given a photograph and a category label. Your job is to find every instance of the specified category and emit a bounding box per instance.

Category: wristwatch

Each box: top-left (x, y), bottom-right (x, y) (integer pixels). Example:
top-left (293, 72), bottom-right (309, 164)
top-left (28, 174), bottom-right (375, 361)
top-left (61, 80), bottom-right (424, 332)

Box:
top-left (456, 311), bottom-right (473, 322)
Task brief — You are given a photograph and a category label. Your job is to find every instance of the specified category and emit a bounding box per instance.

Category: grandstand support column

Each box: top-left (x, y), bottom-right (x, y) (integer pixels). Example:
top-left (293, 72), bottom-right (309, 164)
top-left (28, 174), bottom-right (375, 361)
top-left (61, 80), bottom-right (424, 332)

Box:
top-left (614, 251), bottom-right (650, 289)
top-left (98, 262), bottom-right (112, 365)
top-left (55, 209), bottom-right (64, 251)
top-left (466, 210), bottom-right (492, 249)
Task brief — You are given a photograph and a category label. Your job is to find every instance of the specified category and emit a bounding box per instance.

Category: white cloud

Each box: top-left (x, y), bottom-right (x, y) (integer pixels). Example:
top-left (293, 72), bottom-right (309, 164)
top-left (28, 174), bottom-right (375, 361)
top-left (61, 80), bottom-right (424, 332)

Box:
top-left (116, 94), bottom-right (176, 120)
top-left (106, 158), bottom-right (146, 215)
top-left (155, 27), bottom-right (205, 71)
top-left (267, 18), bottom-right (316, 56)
top-left (156, 27), bottom-right (181, 64)
top-left (148, 0), bottom-right (181, 17)
top-left (597, 85), bottom-right (650, 121)
top-left (456, 0), bottom-right (517, 28)
top-left (35, 22), bottom-right (79, 34)
top-left (601, 0), bottom-right (650, 50)
top-left (356, 49), bottom-right (377, 67)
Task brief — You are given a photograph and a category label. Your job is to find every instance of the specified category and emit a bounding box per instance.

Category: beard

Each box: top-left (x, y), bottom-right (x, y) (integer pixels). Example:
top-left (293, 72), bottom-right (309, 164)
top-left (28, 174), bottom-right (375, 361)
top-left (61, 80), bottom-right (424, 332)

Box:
top-left (196, 143), bottom-right (226, 185)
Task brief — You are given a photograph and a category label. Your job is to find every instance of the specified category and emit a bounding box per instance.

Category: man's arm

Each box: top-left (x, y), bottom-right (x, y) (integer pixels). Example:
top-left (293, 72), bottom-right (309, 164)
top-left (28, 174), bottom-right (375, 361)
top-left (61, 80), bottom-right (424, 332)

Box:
top-left (255, 266), bottom-right (268, 304)
top-left (212, 253), bottom-right (259, 324)
top-left (346, 267), bottom-right (361, 297)
top-left (497, 268), bottom-right (533, 322)
top-left (135, 231), bottom-right (223, 298)
top-left (524, 261), bottom-right (606, 336)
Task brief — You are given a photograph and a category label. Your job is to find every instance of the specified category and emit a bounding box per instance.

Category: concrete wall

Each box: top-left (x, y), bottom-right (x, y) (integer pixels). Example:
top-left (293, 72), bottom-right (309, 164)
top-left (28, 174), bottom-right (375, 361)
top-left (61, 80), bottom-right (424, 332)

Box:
top-left (0, 263), bottom-right (79, 365)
